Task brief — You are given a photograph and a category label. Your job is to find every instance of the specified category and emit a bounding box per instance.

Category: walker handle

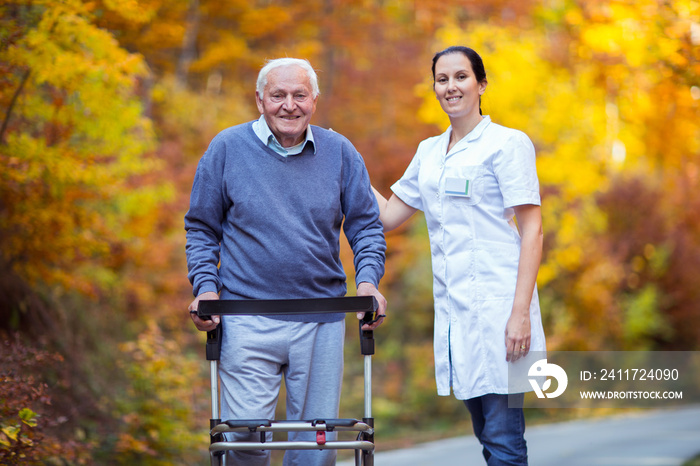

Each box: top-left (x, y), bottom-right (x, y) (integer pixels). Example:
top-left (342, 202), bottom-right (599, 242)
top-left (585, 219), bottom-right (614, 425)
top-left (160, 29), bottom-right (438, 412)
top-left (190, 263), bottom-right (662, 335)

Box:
top-left (197, 296), bottom-right (379, 360)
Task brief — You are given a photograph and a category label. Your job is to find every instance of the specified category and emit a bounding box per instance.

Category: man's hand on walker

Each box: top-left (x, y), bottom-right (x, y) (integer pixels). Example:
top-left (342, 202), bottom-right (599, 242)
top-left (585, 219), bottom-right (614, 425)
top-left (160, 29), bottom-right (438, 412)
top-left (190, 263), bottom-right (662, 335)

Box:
top-left (188, 291), bottom-right (220, 331)
top-left (356, 282), bottom-right (387, 330)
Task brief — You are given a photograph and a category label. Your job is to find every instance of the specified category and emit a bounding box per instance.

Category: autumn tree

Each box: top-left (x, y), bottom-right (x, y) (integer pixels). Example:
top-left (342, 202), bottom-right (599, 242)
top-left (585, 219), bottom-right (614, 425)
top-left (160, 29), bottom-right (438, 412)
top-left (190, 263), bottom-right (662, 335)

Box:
top-left (0, 1), bottom-right (183, 461)
top-left (0, 0), bottom-right (171, 311)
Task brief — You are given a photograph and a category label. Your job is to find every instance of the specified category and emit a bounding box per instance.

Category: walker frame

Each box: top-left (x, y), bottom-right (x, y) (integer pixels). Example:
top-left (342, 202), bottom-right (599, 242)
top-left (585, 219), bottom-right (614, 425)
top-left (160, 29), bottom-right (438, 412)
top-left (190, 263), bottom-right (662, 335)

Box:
top-left (197, 296), bottom-right (379, 466)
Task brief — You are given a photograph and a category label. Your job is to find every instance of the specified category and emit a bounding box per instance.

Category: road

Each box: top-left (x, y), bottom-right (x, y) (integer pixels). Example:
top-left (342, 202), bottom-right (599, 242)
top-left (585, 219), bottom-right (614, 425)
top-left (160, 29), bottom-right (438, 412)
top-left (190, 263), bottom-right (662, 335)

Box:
top-left (338, 405), bottom-right (700, 466)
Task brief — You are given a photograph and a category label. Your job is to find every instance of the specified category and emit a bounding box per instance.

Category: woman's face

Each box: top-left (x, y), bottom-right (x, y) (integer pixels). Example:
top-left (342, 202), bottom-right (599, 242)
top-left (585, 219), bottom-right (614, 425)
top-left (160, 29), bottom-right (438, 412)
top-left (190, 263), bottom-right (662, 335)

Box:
top-left (433, 53), bottom-right (487, 120)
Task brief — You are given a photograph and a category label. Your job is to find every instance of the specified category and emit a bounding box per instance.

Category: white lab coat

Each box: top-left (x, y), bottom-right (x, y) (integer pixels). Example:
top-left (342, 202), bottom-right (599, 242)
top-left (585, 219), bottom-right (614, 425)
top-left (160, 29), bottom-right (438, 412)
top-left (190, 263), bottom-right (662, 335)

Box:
top-left (391, 116), bottom-right (547, 399)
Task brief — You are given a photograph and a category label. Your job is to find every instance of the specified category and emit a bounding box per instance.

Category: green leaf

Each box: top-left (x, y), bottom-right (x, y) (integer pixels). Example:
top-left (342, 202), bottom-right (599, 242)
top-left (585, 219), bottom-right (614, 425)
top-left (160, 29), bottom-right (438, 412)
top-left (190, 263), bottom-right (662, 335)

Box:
top-left (19, 408), bottom-right (38, 427)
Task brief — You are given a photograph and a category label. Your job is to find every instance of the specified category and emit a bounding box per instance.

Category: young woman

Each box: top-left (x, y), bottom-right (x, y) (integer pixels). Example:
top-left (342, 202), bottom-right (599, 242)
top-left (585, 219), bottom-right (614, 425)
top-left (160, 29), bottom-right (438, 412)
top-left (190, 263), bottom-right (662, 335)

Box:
top-left (374, 46), bottom-right (546, 465)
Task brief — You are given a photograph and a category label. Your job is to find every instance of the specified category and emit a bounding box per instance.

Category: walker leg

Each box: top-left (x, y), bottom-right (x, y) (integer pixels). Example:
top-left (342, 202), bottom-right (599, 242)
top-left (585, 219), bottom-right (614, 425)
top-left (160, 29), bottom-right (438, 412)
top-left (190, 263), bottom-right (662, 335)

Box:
top-left (359, 315), bottom-right (375, 466)
top-left (210, 359), bottom-right (224, 466)
top-left (207, 325), bottom-right (224, 465)
top-left (362, 352), bottom-right (374, 466)
top-left (361, 417), bottom-right (374, 466)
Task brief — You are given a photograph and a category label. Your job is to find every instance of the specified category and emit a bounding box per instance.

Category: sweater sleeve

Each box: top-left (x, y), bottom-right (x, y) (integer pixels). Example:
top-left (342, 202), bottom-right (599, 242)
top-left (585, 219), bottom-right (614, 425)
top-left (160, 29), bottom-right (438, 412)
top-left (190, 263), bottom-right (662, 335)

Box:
top-left (184, 135), bottom-right (228, 297)
top-left (340, 143), bottom-right (387, 288)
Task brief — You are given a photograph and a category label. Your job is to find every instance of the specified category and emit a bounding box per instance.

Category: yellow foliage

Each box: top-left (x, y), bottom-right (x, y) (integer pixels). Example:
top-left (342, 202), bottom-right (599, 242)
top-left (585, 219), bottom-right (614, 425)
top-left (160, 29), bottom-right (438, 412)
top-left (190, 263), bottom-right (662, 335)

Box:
top-left (239, 6), bottom-right (292, 38)
top-left (191, 32), bottom-right (250, 72)
top-left (102, 0), bottom-right (160, 23)
top-left (0, 0), bottom-right (167, 295)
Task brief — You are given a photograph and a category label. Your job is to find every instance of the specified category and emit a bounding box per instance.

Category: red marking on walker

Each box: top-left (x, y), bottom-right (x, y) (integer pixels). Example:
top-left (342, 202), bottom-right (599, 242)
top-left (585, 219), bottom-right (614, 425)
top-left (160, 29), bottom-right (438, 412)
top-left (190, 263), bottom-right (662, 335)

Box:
top-left (316, 430), bottom-right (326, 445)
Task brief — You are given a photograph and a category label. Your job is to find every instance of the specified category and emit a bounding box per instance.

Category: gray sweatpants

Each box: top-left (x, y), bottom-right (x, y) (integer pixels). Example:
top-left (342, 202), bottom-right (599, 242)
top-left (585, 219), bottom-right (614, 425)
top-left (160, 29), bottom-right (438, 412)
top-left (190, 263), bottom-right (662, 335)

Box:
top-left (219, 315), bottom-right (345, 466)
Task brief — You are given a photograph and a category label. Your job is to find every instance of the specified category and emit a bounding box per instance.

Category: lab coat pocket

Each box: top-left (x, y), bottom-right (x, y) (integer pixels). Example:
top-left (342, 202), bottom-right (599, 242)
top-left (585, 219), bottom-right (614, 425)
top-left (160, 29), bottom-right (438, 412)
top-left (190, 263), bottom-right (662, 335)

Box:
top-left (446, 165), bottom-right (484, 207)
top-left (473, 242), bottom-right (519, 301)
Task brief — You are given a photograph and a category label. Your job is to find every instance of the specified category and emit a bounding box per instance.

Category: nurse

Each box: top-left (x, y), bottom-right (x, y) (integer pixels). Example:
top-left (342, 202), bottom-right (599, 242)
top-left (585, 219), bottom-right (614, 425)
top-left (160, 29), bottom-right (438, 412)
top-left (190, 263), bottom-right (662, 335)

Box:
top-left (373, 46), bottom-right (546, 465)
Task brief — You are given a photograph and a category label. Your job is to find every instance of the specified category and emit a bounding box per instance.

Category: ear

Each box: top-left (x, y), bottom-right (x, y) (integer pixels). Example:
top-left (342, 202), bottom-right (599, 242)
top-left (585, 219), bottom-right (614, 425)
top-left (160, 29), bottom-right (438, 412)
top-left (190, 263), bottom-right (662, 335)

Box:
top-left (255, 91), bottom-right (264, 114)
top-left (478, 80), bottom-right (488, 95)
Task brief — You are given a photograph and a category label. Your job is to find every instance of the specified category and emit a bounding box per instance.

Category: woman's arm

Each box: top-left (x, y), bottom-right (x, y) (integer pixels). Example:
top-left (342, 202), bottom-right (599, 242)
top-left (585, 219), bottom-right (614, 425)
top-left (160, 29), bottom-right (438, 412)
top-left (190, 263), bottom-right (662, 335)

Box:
top-left (505, 203), bottom-right (543, 362)
top-left (372, 186), bottom-right (418, 232)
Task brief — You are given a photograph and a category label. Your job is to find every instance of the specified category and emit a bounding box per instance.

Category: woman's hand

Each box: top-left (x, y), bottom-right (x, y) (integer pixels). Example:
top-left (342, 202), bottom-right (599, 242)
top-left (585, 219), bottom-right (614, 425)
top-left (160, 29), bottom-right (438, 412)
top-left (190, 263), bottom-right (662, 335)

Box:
top-left (505, 311), bottom-right (530, 362)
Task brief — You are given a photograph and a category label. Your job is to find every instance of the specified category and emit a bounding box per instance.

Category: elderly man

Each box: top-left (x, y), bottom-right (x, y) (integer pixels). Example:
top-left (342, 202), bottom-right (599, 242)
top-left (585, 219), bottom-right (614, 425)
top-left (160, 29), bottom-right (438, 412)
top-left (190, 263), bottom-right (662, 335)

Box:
top-left (185, 58), bottom-right (387, 466)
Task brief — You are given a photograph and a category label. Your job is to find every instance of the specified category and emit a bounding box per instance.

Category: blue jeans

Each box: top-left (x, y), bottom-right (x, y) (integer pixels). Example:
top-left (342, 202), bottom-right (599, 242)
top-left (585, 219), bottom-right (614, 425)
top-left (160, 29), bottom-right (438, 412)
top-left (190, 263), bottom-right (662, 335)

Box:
top-left (463, 393), bottom-right (527, 466)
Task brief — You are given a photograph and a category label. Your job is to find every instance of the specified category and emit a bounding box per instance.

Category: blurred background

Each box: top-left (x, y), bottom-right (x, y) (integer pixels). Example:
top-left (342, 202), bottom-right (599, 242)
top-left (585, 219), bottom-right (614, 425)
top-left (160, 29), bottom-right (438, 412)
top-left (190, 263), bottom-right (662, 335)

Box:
top-left (1, 0), bottom-right (699, 463)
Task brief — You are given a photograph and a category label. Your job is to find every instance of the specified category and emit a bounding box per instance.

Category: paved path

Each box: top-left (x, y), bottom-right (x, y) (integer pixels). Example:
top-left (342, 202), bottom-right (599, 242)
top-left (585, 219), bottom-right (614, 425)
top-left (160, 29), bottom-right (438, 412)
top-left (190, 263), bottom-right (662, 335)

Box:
top-left (338, 405), bottom-right (700, 465)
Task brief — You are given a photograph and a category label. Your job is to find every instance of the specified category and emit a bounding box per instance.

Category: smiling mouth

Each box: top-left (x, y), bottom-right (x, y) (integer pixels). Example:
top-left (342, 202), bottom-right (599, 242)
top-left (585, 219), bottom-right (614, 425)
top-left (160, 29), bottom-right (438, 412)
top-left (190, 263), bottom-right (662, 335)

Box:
top-left (446, 96), bottom-right (461, 102)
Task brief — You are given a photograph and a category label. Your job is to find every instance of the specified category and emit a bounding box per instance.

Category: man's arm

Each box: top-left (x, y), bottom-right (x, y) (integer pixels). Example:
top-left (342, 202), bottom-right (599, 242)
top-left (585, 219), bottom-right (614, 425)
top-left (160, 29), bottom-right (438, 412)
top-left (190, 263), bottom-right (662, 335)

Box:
top-left (339, 145), bottom-right (388, 329)
top-left (184, 137), bottom-right (228, 330)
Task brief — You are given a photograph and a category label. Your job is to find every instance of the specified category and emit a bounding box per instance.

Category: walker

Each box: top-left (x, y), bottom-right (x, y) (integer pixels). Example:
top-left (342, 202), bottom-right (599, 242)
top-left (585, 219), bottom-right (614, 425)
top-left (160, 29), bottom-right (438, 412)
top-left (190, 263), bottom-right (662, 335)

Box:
top-left (197, 296), bottom-right (379, 465)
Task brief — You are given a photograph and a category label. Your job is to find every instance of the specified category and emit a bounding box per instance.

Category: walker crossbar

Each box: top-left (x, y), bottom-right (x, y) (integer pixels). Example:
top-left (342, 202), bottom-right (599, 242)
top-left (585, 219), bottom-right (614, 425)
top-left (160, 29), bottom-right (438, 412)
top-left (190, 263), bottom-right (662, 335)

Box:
top-left (200, 296), bottom-right (378, 466)
top-left (209, 440), bottom-right (374, 452)
top-left (213, 419), bottom-right (373, 434)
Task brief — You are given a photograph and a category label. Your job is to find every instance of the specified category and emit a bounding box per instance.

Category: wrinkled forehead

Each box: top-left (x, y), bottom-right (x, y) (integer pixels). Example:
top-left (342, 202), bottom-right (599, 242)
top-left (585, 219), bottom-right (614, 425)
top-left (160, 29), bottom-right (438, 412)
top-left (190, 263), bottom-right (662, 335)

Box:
top-left (264, 65), bottom-right (313, 94)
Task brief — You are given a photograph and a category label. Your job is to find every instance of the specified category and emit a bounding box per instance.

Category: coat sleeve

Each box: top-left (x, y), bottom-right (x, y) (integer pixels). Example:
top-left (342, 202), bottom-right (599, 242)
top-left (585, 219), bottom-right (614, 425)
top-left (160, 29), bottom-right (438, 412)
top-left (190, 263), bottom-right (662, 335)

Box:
top-left (390, 141), bottom-right (425, 211)
top-left (492, 130), bottom-right (541, 209)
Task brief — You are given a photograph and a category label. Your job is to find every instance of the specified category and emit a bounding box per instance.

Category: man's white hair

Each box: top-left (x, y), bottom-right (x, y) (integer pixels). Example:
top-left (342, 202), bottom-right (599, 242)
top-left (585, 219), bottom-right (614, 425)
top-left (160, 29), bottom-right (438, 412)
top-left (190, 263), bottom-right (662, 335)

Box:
top-left (256, 58), bottom-right (320, 98)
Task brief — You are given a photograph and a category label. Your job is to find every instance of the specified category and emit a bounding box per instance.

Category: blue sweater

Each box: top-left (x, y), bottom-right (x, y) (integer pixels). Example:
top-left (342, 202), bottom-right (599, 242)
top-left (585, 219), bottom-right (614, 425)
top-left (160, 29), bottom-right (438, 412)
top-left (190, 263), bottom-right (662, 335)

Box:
top-left (185, 122), bottom-right (386, 322)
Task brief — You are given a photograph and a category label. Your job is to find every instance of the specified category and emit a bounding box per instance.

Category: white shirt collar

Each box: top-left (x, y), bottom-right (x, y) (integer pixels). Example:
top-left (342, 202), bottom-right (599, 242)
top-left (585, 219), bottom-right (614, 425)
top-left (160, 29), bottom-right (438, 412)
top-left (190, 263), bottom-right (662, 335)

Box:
top-left (252, 115), bottom-right (316, 156)
top-left (446, 115), bottom-right (492, 155)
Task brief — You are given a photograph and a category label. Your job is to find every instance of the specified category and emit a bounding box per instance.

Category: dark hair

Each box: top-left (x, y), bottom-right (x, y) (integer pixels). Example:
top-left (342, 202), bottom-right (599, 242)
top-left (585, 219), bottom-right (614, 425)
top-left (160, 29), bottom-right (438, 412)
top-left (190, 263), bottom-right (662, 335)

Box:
top-left (431, 46), bottom-right (487, 114)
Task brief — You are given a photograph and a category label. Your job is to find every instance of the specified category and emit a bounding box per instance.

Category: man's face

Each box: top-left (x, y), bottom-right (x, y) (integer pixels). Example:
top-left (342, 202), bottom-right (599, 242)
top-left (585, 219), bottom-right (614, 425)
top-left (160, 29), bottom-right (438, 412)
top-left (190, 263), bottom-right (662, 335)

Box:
top-left (256, 65), bottom-right (318, 148)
